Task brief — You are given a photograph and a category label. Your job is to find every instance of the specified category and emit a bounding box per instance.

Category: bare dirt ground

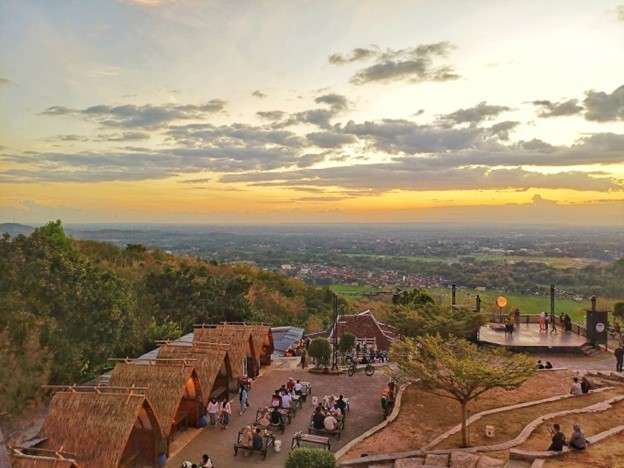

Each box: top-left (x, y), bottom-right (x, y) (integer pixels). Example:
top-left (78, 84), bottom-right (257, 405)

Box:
top-left (436, 387), bottom-right (622, 449)
top-left (343, 370), bottom-right (576, 459)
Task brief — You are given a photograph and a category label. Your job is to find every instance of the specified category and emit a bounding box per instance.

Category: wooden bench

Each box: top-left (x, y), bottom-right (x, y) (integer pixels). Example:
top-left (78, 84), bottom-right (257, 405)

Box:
top-left (255, 408), bottom-right (286, 433)
top-left (233, 429), bottom-right (275, 459)
top-left (291, 432), bottom-right (331, 451)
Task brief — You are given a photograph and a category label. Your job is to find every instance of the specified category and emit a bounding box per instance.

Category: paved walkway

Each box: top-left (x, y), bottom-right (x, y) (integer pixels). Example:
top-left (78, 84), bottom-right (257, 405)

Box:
top-left (167, 367), bottom-right (388, 467)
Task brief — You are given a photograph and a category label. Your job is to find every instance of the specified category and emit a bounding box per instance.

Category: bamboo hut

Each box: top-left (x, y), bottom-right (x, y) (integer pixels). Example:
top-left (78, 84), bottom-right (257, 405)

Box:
top-left (35, 388), bottom-right (163, 467)
top-left (108, 361), bottom-right (203, 450)
top-left (10, 448), bottom-right (80, 468)
top-left (215, 323), bottom-right (274, 366)
top-left (193, 325), bottom-right (259, 379)
top-left (158, 343), bottom-right (232, 402)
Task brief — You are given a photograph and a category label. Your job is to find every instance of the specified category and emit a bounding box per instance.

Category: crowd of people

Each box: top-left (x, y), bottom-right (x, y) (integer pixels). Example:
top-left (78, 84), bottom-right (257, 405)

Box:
top-left (310, 394), bottom-right (347, 433)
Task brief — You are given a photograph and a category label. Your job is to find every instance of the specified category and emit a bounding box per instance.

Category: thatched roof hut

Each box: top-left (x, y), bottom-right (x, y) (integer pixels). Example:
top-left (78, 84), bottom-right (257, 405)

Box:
top-left (36, 388), bottom-right (162, 467)
top-left (108, 361), bottom-right (203, 440)
top-left (10, 448), bottom-right (80, 467)
top-left (193, 326), bottom-right (258, 379)
top-left (213, 323), bottom-right (274, 365)
top-left (158, 344), bottom-right (232, 402)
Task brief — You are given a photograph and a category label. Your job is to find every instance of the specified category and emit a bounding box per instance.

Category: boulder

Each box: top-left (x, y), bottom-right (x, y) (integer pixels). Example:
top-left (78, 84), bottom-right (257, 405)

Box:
top-left (476, 454), bottom-right (506, 467)
top-left (424, 453), bottom-right (449, 466)
top-left (394, 457), bottom-right (425, 467)
top-left (450, 451), bottom-right (479, 468)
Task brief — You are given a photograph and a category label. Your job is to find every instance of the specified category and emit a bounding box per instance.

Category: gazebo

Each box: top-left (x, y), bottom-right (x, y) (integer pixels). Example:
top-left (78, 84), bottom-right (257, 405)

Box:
top-left (31, 387), bottom-right (163, 467)
top-left (158, 343), bottom-right (232, 402)
top-left (108, 360), bottom-right (203, 452)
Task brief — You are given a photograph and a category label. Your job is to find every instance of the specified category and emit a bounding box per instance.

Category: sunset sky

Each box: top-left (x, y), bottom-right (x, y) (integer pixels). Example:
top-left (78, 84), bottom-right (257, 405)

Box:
top-left (1, 0), bottom-right (624, 224)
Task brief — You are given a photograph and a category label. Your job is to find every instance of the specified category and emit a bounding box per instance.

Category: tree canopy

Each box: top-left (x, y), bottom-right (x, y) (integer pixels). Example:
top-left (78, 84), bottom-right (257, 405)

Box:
top-left (391, 334), bottom-right (535, 447)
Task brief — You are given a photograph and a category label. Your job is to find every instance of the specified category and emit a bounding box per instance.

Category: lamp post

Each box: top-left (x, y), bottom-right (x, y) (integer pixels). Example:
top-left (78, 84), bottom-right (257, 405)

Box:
top-left (332, 293), bottom-right (339, 371)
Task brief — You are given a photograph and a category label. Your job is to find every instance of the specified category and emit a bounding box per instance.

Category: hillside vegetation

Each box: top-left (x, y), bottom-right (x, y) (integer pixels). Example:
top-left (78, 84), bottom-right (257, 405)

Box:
top-left (0, 221), bottom-right (335, 416)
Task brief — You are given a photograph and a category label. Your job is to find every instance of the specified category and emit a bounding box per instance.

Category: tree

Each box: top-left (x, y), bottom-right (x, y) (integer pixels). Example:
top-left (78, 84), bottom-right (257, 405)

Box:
top-left (392, 288), bottom-right (434, 307)
top-left (308, 338), bottom-right (332, 368)
top-left (614, 302), bottom-right (624, 321)
top-left (338, 332), bottom-right (356, 354)
top-left (285, 448), bottom-right (336, 468)
top-left (388, 302), bottom-right (485, 340)
top-left (391, 335), bottom-right (535, 447)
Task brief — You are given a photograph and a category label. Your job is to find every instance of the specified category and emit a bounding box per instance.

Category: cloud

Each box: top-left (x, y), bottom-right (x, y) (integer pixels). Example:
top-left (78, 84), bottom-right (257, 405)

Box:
top-left (97, 131), bottom-right (150, 141)
top-left (329, 42), bottom-right (459, 85)
top-left (618, 5), bottom-right (624, 21)
top-left (118, 0), bottom-right (176, 6)
top-left (314, 93), bottom-right (348, 111)
top-left (306, 131), bottom-right (357, 148)
top-left (328, 47), bottom-right (377, 65)
top-left (488, 121), bottom-right (519, 141)
top-left (40, 100), bottom-right (226, 129)
top-left (283, 108), bottom-right (337, 129)
top-left (165, 122), bottom-right (306, 148)
top-left (256, 110), bottom-right (286, 121)
top-left (252, 90), bottom-right (267, 98)
top-left (440, 101), bottom-right (510, 125)
top-left (532, 99), bottom-right (583, 118)
top-left (583, 85), bottom-right (624, 122)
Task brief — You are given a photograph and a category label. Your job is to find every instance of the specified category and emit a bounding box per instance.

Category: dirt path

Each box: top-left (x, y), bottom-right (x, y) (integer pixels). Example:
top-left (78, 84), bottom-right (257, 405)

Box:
top-left (167, 367), bottom-right (388, 467)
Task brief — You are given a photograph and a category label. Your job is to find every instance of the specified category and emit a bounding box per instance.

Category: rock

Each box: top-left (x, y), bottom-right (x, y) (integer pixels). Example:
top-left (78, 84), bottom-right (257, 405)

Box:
top-left (424, 453), bottom-right (449, 466)
top-left (475, 454), bottom-right (506, 467)
top-left (450, 451), bottom-right (478, 468)
top-left (394, 457), bottom-right (425, 467)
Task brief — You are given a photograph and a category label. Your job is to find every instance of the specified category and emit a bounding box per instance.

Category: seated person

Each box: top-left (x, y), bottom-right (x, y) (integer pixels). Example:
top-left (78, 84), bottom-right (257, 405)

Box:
top-left (294, 380), bottom-right (303, 395)
top-left (312, 406), bottom-right (325, 430)
top-left (240, 425), bottom-right (253, 448)
top-left (336, 395), bottom-right (347, 413)
top-left (270, 407), bottom-right (283, 426)
top-left (537, 360), bottom-right (545, 369)
top-left (569, 424), bottom-right (588, 450)
top-left (286, 378), bottom-right (295, 392)
top-left (545, 361), bottom-right (553, 369)
top-left (570, 377), bottom-right (583, 396)
top-left (271, 391), bottom-right (282, 408)
top-left (252, 428), bottom-right (264, 451)
top-left (257, 408), bottom-right (271, 428)
top-left (281, 391), bottom-right (292, 409)
top-left (548, 424), bottom-right (567, 451)
top-left (323, 413), bottom-right (339, 432)
top-left (330, 404), bottom-right (343, 420)
top-left (580, 376), bottom-right (592, 394)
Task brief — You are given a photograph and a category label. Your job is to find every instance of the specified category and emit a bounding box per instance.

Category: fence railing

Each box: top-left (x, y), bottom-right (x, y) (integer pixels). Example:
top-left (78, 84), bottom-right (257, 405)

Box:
top-left (490, 313), bottom-right (588, 337)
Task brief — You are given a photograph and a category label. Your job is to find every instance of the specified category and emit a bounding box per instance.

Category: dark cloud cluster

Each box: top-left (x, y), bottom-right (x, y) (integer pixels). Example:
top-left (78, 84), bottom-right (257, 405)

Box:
top-left (252, 90), bottom-right (267, 98)
top-left (440, 101), bottom-right (510, 125)
top-left (256, 110), bottom-right (286, 121)
top-left (531, 99), bottom-right (583, 118)
top-left (329, 42), bottom-right (459, 85)
top-left (583, 85), bottom-right (624, 122)
top-left (41, 100), bottom-right (226, 129)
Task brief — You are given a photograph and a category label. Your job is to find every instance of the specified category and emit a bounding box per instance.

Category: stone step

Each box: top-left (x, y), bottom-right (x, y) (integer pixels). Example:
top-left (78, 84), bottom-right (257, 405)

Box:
top-left (504, 460), bottom-right (532, 468)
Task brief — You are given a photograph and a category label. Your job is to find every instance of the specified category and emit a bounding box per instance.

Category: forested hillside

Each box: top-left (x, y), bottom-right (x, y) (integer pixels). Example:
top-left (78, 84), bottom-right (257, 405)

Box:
top-left (0, 221), bottom-right (335, 416)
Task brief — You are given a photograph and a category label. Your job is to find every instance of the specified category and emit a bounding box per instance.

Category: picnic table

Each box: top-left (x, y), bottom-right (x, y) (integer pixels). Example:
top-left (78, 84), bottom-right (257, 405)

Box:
top-left (308, 417), bottom-right (345, 440)
top-left (255, 408), bottom-right (286, 433)
top-left (291, 431), bottom-right (331, 451)
top-left (233, 428), bottom-right (275, 459)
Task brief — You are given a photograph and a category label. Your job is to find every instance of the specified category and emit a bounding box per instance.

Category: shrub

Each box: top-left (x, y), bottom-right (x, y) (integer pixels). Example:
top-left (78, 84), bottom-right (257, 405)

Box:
top-left (308, 337), bottom-right (332, 368)
top-left (285, 448), bottom-right (337, 468)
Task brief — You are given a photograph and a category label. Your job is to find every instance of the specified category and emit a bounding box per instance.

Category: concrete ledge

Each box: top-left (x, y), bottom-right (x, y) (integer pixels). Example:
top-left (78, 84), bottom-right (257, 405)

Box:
top-left (336, 381), bottom-right (412, 463)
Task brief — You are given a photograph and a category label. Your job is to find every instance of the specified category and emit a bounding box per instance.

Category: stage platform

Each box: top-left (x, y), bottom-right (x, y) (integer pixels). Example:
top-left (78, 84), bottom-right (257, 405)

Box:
top-left (478, 323), bottom-right (588, 353)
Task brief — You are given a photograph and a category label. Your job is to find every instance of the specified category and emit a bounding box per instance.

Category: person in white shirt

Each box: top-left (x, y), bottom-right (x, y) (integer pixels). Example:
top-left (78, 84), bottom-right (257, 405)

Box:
top-left (323, 414), bottom-right (338, 432)
top-left (207, 398), bottom-right (219, 426)
top-left (220, 398), bottom-right (232, 430)
top-left (570, 377), bottom-right (583, 396)
top-left (281, 392), bottom-right (292, 409)
top-left (294, 380), bottom-right (303, 394)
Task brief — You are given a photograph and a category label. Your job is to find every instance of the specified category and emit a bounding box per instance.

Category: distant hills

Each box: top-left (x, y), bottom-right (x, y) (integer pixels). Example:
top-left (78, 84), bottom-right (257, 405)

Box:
top-left (0, 223), bottom-right (34, 236)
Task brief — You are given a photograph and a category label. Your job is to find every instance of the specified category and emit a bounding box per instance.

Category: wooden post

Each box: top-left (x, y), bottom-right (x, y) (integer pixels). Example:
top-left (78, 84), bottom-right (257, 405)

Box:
top-left (451, 284), bottom-right (456, 307)
top-left (591, 295), bottom-right (597, 313)
top-left (475, 295), bottom-right (481, 313)
top-left (550, 284), bottom-right (555, 315)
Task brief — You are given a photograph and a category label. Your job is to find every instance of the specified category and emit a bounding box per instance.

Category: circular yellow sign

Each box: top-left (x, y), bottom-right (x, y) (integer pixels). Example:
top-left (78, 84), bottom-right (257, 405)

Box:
top-left (496, 296), bottom-right (508, 308)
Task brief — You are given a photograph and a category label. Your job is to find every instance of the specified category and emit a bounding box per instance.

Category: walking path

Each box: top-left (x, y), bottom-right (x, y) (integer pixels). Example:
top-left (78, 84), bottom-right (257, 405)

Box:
top-left (167, 366), bottom-right (388, 467)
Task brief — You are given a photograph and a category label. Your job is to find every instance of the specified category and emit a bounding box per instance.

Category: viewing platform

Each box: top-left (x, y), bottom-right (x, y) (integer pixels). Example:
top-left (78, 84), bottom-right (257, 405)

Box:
top-left (478, 323), bottom-right (588, 353)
